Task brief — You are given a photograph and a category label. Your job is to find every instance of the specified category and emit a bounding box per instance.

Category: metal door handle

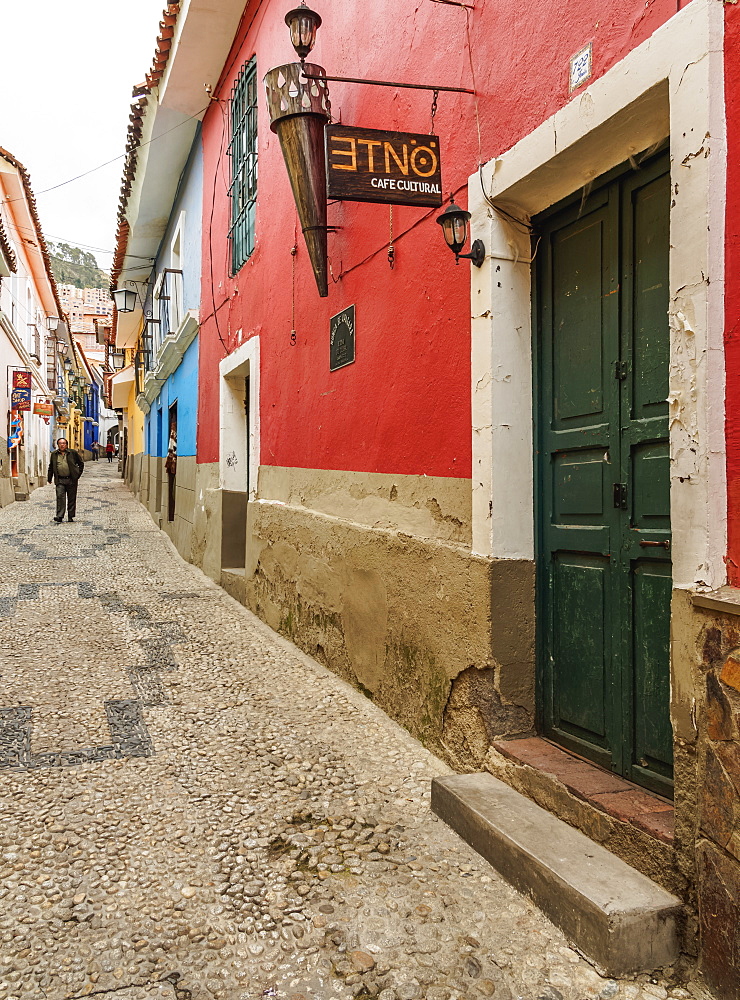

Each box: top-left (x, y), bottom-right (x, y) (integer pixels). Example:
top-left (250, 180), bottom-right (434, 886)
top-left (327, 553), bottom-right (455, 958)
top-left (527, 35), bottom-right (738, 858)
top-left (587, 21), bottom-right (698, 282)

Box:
top-left (639, 539), bottom-right (670, 549)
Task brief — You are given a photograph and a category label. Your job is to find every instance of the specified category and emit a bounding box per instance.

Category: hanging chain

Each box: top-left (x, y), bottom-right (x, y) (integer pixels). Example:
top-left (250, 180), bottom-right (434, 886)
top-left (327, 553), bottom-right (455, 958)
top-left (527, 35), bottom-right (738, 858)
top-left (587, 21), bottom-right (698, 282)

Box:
top-left (430, 89), bottom-right (439, 135)
top-left (290, 243), bottom-right (298, 345)
top-left (388, 205), bottom-right (395, 269)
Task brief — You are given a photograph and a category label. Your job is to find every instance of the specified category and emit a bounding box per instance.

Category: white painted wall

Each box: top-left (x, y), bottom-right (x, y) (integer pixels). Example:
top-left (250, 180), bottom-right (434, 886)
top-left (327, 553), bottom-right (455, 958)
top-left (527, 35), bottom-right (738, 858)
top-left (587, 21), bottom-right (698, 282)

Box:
top-left (219, 334), bottom-right (260, 498)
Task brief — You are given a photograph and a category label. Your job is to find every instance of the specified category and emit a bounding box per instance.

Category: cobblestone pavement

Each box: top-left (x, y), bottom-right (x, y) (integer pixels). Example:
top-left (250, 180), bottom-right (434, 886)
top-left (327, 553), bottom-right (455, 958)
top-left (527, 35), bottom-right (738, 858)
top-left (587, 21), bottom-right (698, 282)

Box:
top-left (0, 464), bottom-right (690, 1000)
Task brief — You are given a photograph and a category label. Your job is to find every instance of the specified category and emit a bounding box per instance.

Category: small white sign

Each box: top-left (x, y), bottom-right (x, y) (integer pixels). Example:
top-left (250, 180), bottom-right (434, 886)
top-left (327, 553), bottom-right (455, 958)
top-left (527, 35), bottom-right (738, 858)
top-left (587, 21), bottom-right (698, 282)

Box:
top-left (570, 43), bottom-right (592, 92)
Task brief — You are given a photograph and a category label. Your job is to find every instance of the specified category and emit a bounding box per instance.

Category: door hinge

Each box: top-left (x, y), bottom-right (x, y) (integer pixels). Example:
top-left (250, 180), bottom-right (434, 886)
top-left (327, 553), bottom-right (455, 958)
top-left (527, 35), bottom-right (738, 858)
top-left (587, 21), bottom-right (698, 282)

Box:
top-left (614, 360), bottom-right (629, 380)
top-left (613, 482), bottom-right (628, 509)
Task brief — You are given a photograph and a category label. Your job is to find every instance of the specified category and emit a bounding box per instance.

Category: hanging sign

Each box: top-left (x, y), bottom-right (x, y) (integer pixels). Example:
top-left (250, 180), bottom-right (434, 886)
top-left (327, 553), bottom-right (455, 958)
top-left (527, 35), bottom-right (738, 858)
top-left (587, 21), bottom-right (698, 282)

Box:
top-left (33, 400), bottom-right (54, 417)
top-left (330, 305), bottom-right (356, 372)
top-left (11, 387), bottom-right (31, 411)
top-left (8, 413), bottom-right (22, 448)
top-left (12, 369), bottom-right (31, 389)
top-left (326, 126), bottom-right (443, 208)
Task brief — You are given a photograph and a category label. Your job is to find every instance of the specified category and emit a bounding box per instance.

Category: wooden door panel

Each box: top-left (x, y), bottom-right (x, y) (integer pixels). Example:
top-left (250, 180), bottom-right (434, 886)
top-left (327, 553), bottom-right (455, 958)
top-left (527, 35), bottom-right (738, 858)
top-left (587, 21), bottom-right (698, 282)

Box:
top-left (621, 157), bottom-right (673, 789)
top-left (552, 554), bottom-right (612, 754)
top-left (539, 193), bottom-right (619, 770)
top-left (631, 442), bottom-right (671, 526)
top-left (553, 450), bottom-right (605, 520)
top-left (630, 560), bottom-right (673, 793)
top-left (552, 218), bottom-right (609, 426)
top-left (629, 172), bottom-right (671, 422)
top-left (537, 151), bottom-right (673, 792)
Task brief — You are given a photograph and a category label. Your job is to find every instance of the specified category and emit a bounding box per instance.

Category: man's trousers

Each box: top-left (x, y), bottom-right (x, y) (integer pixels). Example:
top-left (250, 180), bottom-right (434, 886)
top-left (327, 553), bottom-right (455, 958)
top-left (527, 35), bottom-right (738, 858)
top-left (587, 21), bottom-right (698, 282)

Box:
top-left (55, 481), bottom-right (78, 520)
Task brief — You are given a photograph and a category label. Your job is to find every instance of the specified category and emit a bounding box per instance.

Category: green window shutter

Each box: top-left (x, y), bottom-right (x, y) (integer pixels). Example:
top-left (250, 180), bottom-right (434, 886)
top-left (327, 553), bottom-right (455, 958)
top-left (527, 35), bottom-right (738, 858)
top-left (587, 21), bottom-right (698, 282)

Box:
top-left (228, 59), bottom-right (258, 274)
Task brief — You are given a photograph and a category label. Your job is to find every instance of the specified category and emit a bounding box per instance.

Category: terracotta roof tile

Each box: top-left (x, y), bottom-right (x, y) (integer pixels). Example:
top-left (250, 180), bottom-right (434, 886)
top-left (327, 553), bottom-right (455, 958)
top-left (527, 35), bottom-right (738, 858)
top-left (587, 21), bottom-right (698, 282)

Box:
top-left (0, 212), bottom-right (17, 273)
top-left (0, 145), bottom-right (63, 317)
top-left (110, 2), bottom-right (182, 299)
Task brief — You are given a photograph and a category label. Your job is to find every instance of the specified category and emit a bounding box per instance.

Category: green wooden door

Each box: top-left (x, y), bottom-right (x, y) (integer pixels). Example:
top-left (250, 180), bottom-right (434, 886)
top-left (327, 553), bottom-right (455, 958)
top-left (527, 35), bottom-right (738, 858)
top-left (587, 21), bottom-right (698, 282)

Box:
top-left (535, 153), bottom-right (673, 797)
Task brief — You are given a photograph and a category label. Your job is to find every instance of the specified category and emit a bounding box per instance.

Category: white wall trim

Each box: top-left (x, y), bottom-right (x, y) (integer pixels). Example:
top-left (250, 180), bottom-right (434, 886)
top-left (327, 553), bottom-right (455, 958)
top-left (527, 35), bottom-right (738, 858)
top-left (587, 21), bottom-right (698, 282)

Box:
top-left (219, 334), bottom-right (260, 498)
top-left (469, 0), bottom-right (726, 591)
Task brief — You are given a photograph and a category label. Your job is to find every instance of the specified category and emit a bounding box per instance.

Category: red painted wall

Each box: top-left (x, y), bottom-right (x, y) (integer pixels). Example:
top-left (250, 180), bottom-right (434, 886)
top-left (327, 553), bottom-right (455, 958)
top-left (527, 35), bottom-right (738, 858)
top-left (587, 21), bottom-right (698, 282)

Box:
top-left (198, 0), bottom-right (685, 477)
top-left (725, 1), bottom-right (740, 584)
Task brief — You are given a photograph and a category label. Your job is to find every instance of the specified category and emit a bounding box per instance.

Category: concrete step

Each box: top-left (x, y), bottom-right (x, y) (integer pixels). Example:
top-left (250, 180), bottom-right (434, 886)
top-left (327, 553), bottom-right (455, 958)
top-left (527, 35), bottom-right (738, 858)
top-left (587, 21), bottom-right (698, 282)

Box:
top-left (221, 567), bottom-right (246, 604)
top-left (431, 772), bottom-right (681, 976)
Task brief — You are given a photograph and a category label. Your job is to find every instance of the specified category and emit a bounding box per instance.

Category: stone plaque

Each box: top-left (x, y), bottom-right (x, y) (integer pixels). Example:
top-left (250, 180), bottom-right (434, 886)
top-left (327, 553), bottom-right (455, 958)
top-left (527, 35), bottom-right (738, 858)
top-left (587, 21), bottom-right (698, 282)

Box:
top-left (330, 305), bottom-right (355, 372)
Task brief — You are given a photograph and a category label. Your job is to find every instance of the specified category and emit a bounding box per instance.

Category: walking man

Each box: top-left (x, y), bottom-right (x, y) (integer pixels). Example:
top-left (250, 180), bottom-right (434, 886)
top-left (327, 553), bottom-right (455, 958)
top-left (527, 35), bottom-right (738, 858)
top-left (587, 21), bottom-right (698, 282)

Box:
top-left (91, 440), bottom-right (99, 461)
top-left (106, 441), bottom-right (115, 463)
top-left (47, 438), bottom-right (84, 523)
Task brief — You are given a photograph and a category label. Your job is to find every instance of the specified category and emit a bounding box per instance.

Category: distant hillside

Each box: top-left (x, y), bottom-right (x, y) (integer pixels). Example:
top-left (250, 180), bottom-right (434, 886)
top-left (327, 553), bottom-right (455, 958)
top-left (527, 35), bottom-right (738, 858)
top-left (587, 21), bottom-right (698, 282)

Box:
top-left (48, 242), bottom-right (108, 290)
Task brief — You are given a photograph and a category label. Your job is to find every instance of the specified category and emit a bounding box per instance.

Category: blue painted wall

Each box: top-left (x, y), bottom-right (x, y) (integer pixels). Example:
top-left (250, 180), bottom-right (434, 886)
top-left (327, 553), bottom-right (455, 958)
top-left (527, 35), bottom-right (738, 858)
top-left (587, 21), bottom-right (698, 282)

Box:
top-left (149, 335), bottom-right (199, 457)
top-left (144, 128), bottom-right (202, 459)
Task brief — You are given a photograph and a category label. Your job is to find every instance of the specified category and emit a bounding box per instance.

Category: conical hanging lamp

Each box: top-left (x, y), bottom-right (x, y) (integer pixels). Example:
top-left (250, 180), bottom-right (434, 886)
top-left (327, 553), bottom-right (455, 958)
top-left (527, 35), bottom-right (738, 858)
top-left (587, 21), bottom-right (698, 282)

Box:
top-left (264, 62), bottom-right (330, 297)
top-left (264, 4), bottom-right (330, 297)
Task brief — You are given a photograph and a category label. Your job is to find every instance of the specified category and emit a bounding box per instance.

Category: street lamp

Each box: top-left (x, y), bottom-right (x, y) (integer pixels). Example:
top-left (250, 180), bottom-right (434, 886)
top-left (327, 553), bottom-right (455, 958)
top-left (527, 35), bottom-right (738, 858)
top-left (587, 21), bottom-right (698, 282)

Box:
top-left (56, 340), bottom-right (69, 357)
top-left (111, 287), bottom-right (137, 313)
top-left (285, 1), bottom-right (322, 62)
top-left (436, 201), bottom-right (485, 267)
top-left (110, 350), bottom-right (126, 371)
top-left (46, 316), bottom-right (60, 332)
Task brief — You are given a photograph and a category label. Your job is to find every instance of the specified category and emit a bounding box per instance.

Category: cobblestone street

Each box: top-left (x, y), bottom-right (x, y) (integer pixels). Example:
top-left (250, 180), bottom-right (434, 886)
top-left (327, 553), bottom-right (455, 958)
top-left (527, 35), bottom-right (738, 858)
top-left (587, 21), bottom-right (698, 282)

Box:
top-left (0, 465), bottom-right (688, 1000)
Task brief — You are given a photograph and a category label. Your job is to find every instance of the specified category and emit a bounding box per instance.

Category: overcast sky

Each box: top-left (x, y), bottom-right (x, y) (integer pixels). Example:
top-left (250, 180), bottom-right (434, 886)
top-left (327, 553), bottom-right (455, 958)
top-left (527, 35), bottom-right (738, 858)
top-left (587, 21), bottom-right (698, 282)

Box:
top-left (1, 2), bottom-right (166, 274)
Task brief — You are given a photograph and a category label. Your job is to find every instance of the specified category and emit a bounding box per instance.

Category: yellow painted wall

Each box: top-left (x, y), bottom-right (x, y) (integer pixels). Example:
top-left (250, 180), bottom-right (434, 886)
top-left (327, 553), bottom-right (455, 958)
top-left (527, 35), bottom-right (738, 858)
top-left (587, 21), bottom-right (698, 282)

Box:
top-left (126, 380), bottom-right (144, 454)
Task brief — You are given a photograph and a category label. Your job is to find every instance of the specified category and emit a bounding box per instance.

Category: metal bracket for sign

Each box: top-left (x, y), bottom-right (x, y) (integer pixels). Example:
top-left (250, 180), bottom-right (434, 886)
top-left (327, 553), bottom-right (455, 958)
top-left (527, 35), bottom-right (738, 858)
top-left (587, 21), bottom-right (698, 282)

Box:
top-left (302, 72), bottom-right (475, 96)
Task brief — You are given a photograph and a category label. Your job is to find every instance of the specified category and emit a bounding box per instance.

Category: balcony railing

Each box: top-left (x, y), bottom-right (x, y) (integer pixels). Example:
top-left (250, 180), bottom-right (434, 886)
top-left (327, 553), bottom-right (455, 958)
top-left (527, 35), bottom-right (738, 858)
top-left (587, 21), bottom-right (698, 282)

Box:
top-left (154, 268), bottom-right (184, 341)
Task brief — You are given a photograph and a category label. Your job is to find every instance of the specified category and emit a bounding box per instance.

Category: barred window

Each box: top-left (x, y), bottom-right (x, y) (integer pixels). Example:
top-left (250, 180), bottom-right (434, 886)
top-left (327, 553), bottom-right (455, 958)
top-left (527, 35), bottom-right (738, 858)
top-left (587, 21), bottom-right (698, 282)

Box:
top-left (228, 59), bottom-right (258, 274)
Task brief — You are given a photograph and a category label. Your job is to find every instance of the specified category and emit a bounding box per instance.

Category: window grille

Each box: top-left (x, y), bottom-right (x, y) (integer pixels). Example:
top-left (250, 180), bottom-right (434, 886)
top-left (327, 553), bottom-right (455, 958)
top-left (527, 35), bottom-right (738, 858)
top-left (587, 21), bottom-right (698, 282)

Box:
top-left (228, 59), bottom-right (258, 274)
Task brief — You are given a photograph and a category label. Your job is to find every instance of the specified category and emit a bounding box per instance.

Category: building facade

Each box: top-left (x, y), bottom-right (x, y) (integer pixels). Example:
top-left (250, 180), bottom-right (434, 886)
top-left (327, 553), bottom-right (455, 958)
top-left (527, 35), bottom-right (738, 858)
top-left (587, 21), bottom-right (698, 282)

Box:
top-left (0, 146), bottom-right (69, 504)
top-left (112, 0), bottom-right (740, 991)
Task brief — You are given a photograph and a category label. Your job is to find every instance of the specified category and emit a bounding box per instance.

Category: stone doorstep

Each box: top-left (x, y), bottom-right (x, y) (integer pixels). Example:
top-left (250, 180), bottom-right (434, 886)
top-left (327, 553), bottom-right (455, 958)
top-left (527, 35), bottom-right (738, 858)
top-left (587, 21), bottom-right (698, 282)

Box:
top-left (431, 772), bottom-right (682, 977)
top-left (221, 567), bottom-right (247, 605)
top-left (493, 737), bottom-right (674, 844)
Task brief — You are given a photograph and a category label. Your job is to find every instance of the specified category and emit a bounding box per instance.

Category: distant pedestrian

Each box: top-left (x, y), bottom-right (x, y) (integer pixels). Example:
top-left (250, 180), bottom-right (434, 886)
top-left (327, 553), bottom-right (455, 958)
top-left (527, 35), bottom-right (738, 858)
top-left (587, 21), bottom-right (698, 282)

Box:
top-left (106, 441), bottom-right (115, 463)
top-left (47, 438), bottom-right (84, 523)
top-left (91, 440), bottom-right (99, 461)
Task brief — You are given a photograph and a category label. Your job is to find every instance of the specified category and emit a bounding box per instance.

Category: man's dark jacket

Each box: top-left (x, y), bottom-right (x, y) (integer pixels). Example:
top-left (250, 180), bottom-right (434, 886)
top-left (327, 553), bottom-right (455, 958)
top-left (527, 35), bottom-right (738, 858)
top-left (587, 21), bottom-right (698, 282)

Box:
top-left (48, 449), bottom-right (84, 484)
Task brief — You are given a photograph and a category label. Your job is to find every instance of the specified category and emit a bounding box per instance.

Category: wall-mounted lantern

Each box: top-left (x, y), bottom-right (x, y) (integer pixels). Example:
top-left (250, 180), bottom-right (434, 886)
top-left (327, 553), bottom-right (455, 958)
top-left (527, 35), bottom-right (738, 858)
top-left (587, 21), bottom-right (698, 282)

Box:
top-left (436, 201), bottom-right (485, 267)
top-left (110, 350), bottom-right (126, 371)
top-left (56, 339), bottom-right (69, 357)
top-left (111, 287), bottom-right (137, 313)
top-left (46, 316), bottom-right (60, 332)
top-left (285, 2), bottom-right (321, 63)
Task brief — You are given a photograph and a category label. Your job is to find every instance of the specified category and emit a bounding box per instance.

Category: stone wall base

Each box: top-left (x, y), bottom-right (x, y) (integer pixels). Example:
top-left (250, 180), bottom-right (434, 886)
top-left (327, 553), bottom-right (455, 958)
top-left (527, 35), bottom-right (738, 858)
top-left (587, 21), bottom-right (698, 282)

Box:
top-left (244, 490), bottom-right (535, 759)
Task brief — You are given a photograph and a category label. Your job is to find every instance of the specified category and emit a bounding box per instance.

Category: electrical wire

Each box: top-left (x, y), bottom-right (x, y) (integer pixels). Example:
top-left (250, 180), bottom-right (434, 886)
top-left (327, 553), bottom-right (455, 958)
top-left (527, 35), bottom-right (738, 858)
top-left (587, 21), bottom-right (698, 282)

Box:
top-left (464, 9), bottom-right (482, 169)
top-left (337, 182), bottom-right (467, 281)
top-left (0, 104), bottom-right (211, 208)
top-left (0, 216), bottom-right (155, 262)
top-left (204, 98), bottom-right (231, 353)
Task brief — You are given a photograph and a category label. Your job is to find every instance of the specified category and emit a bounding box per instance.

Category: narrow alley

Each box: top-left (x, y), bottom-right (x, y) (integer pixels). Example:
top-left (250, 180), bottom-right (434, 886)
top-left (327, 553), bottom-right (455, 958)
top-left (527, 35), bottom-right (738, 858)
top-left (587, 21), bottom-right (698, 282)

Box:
top-left (0, 468), bottom-right (683, 1000)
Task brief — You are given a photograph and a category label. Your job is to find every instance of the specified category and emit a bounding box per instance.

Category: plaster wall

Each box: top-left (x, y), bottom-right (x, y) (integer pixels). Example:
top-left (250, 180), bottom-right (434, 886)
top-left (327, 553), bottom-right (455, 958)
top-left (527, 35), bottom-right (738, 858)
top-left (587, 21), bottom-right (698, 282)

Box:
top-left (724, 2), bottom-right (740, 585)
top-left (198, 0), bottom-right (686, 481)
top-left (191, 461), bottom-right (223, 583)
top-left (146, 335), bottom-right (199, 459)
top-left (257, 466), bottom-right (472, 546)
top-left (245, 480), bottom-right (534, 755)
